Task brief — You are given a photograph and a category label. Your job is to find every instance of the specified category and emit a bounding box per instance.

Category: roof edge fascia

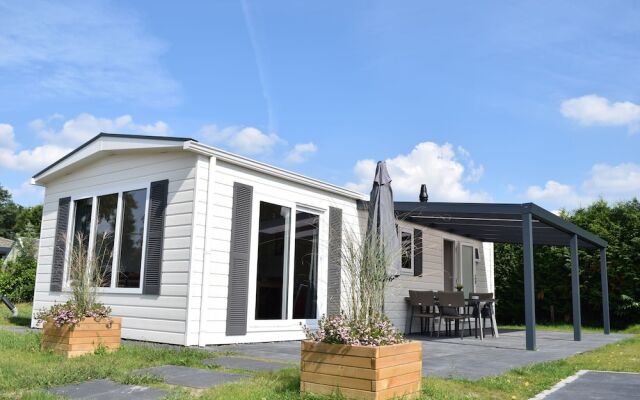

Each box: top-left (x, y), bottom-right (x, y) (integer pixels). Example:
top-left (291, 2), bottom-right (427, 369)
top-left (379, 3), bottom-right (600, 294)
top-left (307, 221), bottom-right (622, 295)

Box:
top-left (183, 140), bottom-right (367, 201)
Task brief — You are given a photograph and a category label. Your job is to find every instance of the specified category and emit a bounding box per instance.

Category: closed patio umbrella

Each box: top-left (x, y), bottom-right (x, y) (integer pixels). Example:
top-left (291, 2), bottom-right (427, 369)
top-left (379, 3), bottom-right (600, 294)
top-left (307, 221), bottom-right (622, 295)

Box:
top-left (367, 161), bottom-right (401, 277)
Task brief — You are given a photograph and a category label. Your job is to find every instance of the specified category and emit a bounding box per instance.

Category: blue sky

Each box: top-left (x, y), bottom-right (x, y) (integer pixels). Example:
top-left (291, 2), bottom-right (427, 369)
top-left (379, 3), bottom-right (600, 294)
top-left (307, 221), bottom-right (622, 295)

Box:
top-left (1, 1), bottom-right (639, 210)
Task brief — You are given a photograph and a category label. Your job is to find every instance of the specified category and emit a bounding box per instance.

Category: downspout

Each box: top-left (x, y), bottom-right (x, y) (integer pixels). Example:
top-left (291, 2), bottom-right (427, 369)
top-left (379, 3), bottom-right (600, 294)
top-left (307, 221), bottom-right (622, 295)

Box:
top-left (198, 156), bottom-right (217, 346)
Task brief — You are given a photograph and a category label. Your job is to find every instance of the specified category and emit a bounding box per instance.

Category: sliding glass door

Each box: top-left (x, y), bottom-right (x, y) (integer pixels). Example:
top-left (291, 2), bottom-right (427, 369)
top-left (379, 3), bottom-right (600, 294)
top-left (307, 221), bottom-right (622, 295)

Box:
top-left (255, 202), bottom-right (291, 320)
top-left (254, 201), bottom-right (320, 321)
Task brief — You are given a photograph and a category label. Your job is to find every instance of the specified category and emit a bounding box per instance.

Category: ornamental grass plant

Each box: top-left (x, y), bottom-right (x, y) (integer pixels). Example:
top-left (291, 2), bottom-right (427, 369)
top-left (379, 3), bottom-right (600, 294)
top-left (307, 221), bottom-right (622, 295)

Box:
top-left (306, 227), bottom-right (405, 346)
top-left (35, 232), bottom-right (112, 327)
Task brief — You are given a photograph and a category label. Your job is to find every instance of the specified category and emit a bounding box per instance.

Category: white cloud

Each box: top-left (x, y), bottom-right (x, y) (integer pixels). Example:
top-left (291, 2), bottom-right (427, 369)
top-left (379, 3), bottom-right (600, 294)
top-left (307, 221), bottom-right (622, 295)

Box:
top-left (0, 123), bottom-right (18, 149)
top-left (0, 143), bottom-right (71, 171)
top-left (8, 180), bottom-right (44, 206)
top-left (199, 125), bottom-right (285, 155)
top-left (0, 113), bottom-right (171, 171)
top-left (285, 142), bottom-right (318, 163)
top-left (583, 163), bottom-right (640, 198)
top-left (525, 180), bottom-right (586, 208)
top-left (345, 142), bottom-right (490, 202)
top-left (524, 162), bottom-right (640, 210)
top-left (561, 94), bottom-right (640, 133)
top-left (0, 1), bottom-right (180, 106)
top-left (30, 113), bottom-right (170, 146)
top-left (457, 146), bottom-right (484, 182)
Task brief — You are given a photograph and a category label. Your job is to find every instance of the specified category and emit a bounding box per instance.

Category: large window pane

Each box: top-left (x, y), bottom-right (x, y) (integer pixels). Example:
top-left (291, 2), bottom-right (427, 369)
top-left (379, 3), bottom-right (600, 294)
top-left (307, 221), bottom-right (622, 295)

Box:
top-left (72, 197), bottom-right (93, 257)
top-left (94, 193), bottom-right (118, 287)
top-left (117, 188), bottom-right (147, 288)
top-left (292, 212), bottom-right (319, 319)
top-left (255, 201), bottom-right (290, 320)
top-left (401, 231), bottom-right (413, 270)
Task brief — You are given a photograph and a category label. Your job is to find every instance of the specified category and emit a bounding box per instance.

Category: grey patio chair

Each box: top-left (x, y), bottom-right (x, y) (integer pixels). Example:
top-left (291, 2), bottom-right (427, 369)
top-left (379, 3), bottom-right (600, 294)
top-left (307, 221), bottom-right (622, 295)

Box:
top-left (436, 291), bottom-right (473, 339)
top-left (408, 290), bottom-right (438, 336)
top-left (469, 292), bottom-right (496, 337)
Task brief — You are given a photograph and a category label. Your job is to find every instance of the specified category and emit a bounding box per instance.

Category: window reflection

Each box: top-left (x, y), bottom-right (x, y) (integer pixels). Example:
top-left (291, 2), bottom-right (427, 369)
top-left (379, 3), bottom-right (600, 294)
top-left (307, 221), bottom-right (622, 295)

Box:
top-left (117, 189), bottom-right (147, 288)
top-left (255, 201), bottom-right (290, 320)
top-left (72, 197), bottom-right (93, 256)
top-left (293, 212), bottom-right (319, 319)
top-left (95, 193), bottom-right (118, 286)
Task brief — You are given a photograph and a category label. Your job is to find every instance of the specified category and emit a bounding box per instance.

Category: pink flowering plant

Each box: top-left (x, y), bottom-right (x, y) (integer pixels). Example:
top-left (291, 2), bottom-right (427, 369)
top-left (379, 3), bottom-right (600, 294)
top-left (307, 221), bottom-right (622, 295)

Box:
top-left (304, 314), bottom-right (404, 346)
top-left (36, 232), bottom-right (113, 327)
top-left (35, 301), bottom-right (112, 328)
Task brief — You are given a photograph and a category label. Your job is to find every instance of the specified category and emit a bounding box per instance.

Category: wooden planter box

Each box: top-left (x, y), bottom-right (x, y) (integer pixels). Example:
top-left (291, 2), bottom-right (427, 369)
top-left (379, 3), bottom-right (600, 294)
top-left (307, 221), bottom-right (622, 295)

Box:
top-left (300, 340), bottom-right (422, 400)
top-left (41, 317), bottom-right (121, 358)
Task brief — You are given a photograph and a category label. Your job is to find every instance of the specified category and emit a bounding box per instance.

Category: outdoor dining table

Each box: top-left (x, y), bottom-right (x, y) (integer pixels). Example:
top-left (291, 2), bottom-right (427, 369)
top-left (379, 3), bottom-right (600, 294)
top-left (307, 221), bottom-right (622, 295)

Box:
top-left (465, 297), bottom-right (499, 340)
top-left (404, 295), bottom-right (499, 339)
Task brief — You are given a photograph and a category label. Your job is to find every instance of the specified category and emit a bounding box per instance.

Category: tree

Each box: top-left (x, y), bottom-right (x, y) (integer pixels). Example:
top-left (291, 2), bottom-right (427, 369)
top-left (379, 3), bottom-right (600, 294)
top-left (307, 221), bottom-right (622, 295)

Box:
top-left (0, 184), bottom-right (19, 239)
top-left (14, 204), bottom-right (43, 237)
top-left (495, 198), bottom-right (640, 329)
top-left (0, 183), bottom-right (43, 239)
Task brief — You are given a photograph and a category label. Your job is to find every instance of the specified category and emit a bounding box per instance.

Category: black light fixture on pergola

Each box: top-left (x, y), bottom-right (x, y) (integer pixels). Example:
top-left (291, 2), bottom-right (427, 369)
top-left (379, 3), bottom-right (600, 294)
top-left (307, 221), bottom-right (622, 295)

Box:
top-left (387, 199), bottom-right (610, 351)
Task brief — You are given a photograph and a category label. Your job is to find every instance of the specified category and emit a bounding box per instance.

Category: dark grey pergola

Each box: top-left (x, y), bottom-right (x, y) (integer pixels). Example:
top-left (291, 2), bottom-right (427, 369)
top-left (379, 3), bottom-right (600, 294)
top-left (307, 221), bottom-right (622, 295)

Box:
top-left (393, 201), bottom-right (610, 351)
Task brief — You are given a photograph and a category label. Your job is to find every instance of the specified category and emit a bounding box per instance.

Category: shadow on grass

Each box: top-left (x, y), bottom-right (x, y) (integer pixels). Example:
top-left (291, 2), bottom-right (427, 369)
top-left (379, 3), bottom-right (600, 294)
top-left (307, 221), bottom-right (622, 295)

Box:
top-left (8, 315), bottom-right (31, 327)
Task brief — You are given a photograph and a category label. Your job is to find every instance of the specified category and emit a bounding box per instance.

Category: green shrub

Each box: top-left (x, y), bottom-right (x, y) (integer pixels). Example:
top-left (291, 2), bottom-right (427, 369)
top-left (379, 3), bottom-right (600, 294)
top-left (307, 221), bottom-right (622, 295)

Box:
top-left (0, 260), bottom-right (36, 303)
top-left (0, 238), bottom-right (37, 302)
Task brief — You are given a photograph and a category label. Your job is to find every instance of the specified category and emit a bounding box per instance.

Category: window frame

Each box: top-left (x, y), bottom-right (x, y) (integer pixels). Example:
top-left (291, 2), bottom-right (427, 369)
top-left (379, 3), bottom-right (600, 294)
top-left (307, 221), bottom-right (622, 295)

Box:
top-left (63, 181), bottom-right (151, 294)
top-left (458, 242), bottom-right (476, 296)
top-left (247, 193), bottom-right (325, 331)
top-left (399, 227), bottom-right (414, 275)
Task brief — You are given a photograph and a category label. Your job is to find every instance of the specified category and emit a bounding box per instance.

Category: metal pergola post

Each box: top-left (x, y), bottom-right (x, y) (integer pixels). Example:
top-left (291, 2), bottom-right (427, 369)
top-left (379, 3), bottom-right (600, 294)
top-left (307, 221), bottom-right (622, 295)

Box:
top-left (522, 211), bottom-right (536, 351)
top-left (570, 234), bottom-right (582, 341)
top-left (600, 247), bottom-right (611, 334)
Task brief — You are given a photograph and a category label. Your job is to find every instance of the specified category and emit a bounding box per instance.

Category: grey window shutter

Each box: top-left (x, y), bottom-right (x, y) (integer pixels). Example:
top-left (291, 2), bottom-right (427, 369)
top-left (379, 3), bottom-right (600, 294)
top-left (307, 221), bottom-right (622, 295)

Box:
top-left (413, 228), bottom-right (423, 277)
top-left (50, 197), bottom-right (71, 292)
top-left (226, 182), bottom-right (253, 336)
top-left (326, 207), bottom-right (343, 317)
top-left (143, 179), bottom-right (169, 295)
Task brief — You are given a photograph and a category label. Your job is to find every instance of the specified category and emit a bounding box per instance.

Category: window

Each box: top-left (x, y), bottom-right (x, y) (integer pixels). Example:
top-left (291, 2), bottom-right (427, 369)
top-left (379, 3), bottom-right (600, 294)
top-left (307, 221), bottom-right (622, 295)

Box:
top-left (117, 189), bottom-right (147, 288)
top-left (292, 212), bottom-right (319, 319)
top-left (255, 202), bottom-right (291, 320)
top-left (400, 229), bottom-right (413, 272)
top-left (94, 193), bottom-right (118, 287)
top-left (72, 197), bottom-right (93, 256)
top-left (254, 201), bottom-right (321, 321)
top-left (69, 187), bottom-right (148, 290)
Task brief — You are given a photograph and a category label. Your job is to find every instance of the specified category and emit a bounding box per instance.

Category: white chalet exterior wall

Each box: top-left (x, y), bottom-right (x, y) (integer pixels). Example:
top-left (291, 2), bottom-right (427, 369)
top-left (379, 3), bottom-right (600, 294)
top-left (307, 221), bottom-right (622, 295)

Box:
top-left (32, 150), bottom-right (199, 345)
top-left (31, 134), bottom-right (497, 346)
top-left (356, 211), bottom-right (494, 334)
top-left (191, 157), bottom-right (361, 345)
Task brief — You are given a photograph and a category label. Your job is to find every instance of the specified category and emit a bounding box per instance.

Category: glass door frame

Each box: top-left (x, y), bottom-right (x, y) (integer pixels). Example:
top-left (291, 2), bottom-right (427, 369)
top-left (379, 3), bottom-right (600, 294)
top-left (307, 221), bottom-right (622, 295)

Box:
top-left (246, 193), bottom-right (325, 332)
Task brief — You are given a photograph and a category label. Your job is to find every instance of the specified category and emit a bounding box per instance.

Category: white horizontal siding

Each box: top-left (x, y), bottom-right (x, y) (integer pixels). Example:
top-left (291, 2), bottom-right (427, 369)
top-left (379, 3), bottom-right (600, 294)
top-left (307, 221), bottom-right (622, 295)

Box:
top-left (379, 216), bottom-right (491, 334)
top-left (32, 151), bottom-right (198, 345)
top-left (200, 159), bottom-right (361, 345)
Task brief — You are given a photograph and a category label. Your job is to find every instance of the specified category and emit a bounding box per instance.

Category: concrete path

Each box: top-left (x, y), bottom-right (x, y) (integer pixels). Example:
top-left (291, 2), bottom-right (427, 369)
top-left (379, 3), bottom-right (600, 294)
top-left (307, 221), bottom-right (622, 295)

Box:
top-left (533, 370), bottom-right (640, 399)
top-left (207, 341), bottom-right (302, 363)
top-left (0, 325), bottom-right (38, 334)
top-left (132, 365), bottom-right (248, 389)
top-left (49, 379), bottom-right (167, 399)
top-left (416, 330), bottom-right (630, 380)
top-left (203, 356), bottom-right (293, 372)
top-left (208, 330), bottom-right (630, 380)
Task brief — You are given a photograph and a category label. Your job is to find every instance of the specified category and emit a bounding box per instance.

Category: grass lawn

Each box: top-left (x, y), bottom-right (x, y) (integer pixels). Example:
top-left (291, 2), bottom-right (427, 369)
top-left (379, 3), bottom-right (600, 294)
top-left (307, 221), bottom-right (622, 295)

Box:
top-left (0, 305), bottom-right (638, 399)
top-left (0, 303), bottom-right (32, 328)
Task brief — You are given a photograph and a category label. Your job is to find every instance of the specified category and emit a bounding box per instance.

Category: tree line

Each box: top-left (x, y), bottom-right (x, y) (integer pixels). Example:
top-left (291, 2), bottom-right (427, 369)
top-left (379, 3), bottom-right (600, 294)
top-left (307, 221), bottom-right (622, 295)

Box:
top-left (0, 185), bottom-right (42, 239)
top-left (0, 184), bottom-right (42, 302)
top-left (495, 198), bottom-right (640, 329)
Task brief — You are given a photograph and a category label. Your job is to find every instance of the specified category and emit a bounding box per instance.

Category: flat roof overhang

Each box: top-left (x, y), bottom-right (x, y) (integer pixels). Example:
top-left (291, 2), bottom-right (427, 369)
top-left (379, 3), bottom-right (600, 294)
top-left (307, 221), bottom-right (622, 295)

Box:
top-left (358, 201), bottom-right (607, 249)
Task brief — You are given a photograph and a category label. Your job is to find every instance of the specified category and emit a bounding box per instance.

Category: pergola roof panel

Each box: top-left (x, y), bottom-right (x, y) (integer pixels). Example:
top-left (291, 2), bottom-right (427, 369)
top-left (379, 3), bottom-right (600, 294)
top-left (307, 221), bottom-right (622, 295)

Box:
top-left (357, 201), bottom-right (607, 249)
